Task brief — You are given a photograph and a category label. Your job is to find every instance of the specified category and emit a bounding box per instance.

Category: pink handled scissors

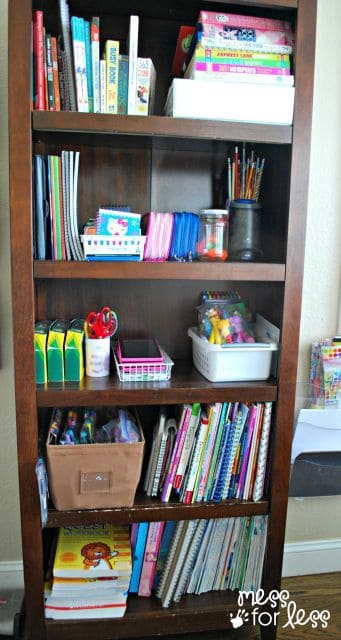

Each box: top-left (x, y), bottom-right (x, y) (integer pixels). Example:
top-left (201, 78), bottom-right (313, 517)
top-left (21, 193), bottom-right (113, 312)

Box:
top-left (85, 306), bottom-right (118, 339)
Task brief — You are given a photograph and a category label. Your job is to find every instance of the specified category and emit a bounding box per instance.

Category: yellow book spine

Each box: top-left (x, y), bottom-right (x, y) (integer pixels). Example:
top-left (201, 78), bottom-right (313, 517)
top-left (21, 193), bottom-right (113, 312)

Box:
top-left (105, 40), bottom-right (119, 114)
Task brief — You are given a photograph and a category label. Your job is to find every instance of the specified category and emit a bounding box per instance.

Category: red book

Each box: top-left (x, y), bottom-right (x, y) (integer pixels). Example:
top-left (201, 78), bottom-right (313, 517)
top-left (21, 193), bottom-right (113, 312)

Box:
top-left (33, 11), bottom-right (46, 110)
top-left (171, 26), bottom-right (195, 77)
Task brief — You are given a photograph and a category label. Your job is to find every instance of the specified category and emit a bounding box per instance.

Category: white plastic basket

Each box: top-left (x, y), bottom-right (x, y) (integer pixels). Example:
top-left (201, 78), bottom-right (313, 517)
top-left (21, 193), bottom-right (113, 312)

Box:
top-left (81, 235), bottom-right (146, 260)
top-left (188, 327), bottom-right (278, 382)
top-left (114, 348), bottom-right (174, 382)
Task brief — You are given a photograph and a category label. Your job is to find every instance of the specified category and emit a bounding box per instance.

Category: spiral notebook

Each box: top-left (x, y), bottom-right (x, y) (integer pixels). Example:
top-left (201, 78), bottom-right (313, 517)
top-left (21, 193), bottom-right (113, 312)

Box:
top-left (252, 402), bottom-right (273, 501)
top-left (172, 519), bottom-right (206, 602)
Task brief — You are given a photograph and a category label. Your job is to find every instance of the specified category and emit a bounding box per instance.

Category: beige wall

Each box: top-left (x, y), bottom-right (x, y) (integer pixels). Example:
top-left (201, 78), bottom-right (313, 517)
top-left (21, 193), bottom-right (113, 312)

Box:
top-left (285, 0), bottom-right (341, 542)
top-left (0, 0), bottom-right (340, 562)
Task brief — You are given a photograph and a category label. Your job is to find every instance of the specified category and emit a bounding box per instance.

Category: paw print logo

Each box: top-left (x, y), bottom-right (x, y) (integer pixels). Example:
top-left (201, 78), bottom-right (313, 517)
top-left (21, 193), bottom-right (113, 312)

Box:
top-left (230, 609), bottom-right (249, 629)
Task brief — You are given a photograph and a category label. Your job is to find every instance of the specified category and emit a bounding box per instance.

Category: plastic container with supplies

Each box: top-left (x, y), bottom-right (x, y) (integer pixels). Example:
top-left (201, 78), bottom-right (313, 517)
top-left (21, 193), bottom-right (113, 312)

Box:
top-left (196, 209), bottom-right (228, 261)
top-left (188, 315), bottom-right (279, 382)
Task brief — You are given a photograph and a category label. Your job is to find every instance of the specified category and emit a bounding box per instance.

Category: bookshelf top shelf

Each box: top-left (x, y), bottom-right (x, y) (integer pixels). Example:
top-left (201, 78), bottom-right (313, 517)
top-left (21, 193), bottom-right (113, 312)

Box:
top-left (32, 111), bottom-right (292, 145)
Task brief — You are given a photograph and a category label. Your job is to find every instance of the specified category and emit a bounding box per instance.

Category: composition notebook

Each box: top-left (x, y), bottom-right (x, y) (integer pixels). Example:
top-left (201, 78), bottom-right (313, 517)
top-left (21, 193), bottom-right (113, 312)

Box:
top-left (53, 524), bottom-right (132, 578)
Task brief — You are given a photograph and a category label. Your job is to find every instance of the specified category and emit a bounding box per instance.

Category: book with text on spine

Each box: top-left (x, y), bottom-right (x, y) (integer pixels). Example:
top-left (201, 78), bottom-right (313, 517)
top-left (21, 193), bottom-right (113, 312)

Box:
top-left (105, 40), bottom-right (120, 114)
top-left (135, 58), bottom-right (156, 116)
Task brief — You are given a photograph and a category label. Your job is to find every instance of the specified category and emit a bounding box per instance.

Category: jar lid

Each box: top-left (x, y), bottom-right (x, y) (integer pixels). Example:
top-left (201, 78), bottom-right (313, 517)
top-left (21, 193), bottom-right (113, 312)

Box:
top-left (199, 209), bottom-right (228, 216)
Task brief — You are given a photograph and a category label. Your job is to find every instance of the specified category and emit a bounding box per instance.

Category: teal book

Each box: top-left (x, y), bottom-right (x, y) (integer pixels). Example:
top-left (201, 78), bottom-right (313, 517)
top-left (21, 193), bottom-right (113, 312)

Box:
top-left (118, 54), bottom-right (129, 115)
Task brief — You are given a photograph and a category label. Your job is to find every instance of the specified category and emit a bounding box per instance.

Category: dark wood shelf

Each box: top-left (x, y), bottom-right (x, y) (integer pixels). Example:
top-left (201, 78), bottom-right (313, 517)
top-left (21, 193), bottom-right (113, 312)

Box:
top-left (46, 494), bottom-right (269, 527)
top-left (45, 590), bottom-right (246, 639)
top-left (33, 111), bottom-right (292, 145)
top-left (37, 363), bottom-right (278, 406)
top-left (34, 260), bottom-right (286, 281)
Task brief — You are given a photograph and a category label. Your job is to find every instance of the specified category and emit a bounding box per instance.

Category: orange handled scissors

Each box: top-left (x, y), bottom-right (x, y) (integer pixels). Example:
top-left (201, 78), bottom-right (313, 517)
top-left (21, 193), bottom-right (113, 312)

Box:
top-left (85, 306), bottom-right (118, 339)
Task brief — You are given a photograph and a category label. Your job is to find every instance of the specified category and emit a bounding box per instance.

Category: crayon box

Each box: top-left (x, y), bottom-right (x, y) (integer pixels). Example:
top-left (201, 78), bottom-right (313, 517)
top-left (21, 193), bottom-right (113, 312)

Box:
top-left (34, 320), bottom-right (52, 384)
top-left (47, 320), bottom-right (68, 383)
top-left (64, 318), bottom-right (85, 382)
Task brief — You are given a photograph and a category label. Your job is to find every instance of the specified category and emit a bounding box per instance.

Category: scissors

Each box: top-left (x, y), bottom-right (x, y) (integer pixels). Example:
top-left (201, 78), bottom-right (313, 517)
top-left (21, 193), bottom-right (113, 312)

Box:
top-left (85, 306), bottom-right (118, 339)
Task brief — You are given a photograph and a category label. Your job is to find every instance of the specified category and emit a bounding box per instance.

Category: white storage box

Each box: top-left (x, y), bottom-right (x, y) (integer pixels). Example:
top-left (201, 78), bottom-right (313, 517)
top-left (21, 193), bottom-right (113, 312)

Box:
top-left (188, 318), bottom-right (278, 382)
top-left (164, 78), bottom-right (295, 125)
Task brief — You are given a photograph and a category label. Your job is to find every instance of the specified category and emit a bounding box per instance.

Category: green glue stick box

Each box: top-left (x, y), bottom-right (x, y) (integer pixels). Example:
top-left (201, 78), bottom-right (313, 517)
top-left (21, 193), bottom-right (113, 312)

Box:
top-left (47, 320), bottom-right (68, 383)
top-left (34, 320), bottom-right (52, 384)
top-left (65, 318), bottom-right (85, 382)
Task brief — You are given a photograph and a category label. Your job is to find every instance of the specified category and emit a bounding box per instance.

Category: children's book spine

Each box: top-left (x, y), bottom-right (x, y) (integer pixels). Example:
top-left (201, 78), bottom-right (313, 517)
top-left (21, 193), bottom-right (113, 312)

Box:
top-left (51, 37), bottom-right (61, 111)
top-left (79, 18), bottom-right (89, 112)
top-left (185, 67), bottom-right (294, 85)
top-left (183, 415), bottom-right (209, 504)
top-left (129, 522), bottom-right (148, 593)
top-left (71, 16), bottom-right (83, 112)
top-left (84, 20), bottom-right (93, 113)
top-left (192, 47), bottom-right (290, 64)
top-left (161, 407), bottom-right (187, 502)
top-left (45, 33), bottom-right (55, 110)
top-left (127, 15), bottom-right (139, 115)
top-left (198, 10), bottom-right (293, 33)
top-left (188, 61), bottom-right (291, 76)
top-left (194, 36), bottom-right (293, 55)
top-left (118, 54), bottom-right (129, 115)
top-left (196, 404), bottom-right (221, 502)
top-left (166, 405), bottom-right (192, 491)
top-left (173, 402), bottom-right (200, 490)
top-left (91, 17), bottom-right (100, 113)
top-left (138, 522), bottom-right (164, 597)
top-left (33, 11), bottom-right (46, 110)
top-left (105, 40), bottom-right (119, 114)
top-left (135, 58), bottom-right (156, 116)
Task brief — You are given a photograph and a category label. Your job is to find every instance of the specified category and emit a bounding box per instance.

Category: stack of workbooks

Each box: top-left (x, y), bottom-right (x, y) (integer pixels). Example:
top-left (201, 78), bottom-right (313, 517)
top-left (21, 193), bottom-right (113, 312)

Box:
top-left (33, 151), bottom-right (82, 261)
top-left (129, 516), bottom-right (267, 606)
top-left (156, 516), bottom-right (268, 607)
top-left (166, 10), bottom-right (295, 124)
top-left (45, 525), bottom-right (132, 619)
top-left (144, 402), bottom-right (272, 504)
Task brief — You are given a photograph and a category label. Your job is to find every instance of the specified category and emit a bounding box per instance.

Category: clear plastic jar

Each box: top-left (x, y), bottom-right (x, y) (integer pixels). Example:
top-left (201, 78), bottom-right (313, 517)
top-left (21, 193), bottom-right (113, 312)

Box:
top-left (197, 209), bottom-right (228, 261)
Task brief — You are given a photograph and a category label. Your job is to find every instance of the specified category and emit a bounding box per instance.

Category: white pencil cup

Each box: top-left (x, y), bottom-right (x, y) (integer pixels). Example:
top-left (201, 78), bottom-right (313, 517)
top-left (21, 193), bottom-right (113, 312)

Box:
top-left (85, 337), bottom-right (111, 377)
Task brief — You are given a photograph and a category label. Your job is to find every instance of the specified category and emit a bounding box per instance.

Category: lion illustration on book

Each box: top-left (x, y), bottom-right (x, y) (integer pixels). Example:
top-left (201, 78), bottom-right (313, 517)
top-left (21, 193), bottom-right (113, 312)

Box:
top-left (81, 542), bottom-right (118, 570)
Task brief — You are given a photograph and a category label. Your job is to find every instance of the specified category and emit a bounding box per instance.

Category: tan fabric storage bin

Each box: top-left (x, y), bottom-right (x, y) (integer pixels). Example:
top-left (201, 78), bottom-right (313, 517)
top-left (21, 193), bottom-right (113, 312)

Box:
top-left (46, 426), bottom-right (145, 511)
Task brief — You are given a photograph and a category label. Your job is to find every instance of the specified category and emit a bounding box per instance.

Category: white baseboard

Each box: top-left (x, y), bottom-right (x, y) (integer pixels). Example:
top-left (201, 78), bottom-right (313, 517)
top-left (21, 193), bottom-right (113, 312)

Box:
top-left (0, 561), bottom-right (24, 589)
top-left (282, 538), bottom-right (341, 577)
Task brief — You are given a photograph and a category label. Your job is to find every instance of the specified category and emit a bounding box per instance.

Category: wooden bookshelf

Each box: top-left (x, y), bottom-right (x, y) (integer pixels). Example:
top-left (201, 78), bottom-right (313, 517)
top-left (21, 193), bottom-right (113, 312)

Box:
top-left (8, 0), bottom-right (317, 639)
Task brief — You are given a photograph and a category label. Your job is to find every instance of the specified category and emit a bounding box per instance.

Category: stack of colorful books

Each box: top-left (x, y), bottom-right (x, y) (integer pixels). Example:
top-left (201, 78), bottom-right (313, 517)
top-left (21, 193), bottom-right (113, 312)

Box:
top-left (129, 516), bottom-right (268, 606)
top-left (166, 10), bottom-right (295, 124)
top-left (45, 525), bottom-right (132, 619)
top-left (144, 402), bottom-right (273, 504)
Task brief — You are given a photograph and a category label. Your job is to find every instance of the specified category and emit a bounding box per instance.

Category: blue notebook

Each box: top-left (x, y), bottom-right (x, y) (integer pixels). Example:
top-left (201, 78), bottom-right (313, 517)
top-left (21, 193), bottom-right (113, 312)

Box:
top-left (129, 522), bottom-right (148, 593)
top-left (211, 403), bottom-right (239, 502)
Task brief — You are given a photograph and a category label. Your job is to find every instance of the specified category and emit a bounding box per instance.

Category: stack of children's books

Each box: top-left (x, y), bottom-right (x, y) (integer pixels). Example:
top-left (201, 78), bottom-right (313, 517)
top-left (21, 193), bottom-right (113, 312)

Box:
top-left (33, 4), bottom-right (156, 115)
top-left (144, 402), bottom-right (272, 504)
top-left (129, 516), bottom-right (268, 606)
top-left (45, 524), bottom-right (132, 619)
top-left (166, 10), bottom-right (295, 124)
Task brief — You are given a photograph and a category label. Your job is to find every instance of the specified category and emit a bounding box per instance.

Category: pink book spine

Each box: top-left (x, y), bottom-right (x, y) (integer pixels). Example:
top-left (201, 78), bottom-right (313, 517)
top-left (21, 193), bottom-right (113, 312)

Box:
top-left (199, 10), bottom-right (293, 33)
top-left (194, 62), bottom-right (290, 75)
top-left (137, 522), bottom-right (164, 597)
top-left (170, 406), bottom-right (192, 490)
top-left (236, 405), bottom-right (258, 499)
top-left (161, 407), bottom-right (186, 502)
